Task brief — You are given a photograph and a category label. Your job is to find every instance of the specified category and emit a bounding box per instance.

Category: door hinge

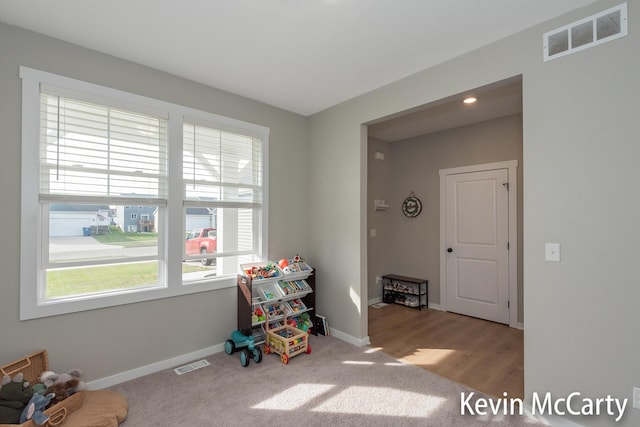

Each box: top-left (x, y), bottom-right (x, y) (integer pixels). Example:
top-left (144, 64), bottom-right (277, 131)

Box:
top-left (508, 300), bottom-right (510, 309)
top-left (502, 182), bottom-right (509, 190)
top-left (507, 242), bottom-right (510, 250)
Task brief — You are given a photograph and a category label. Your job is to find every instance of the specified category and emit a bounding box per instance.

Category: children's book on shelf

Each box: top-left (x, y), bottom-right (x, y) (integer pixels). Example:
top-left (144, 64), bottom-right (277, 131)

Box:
top-left (279, 279), bottom-right (309, 296)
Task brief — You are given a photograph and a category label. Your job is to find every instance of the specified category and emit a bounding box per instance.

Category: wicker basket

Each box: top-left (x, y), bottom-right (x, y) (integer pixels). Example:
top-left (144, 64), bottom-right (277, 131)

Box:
top-left (0, 350), bottom-right (84, 427)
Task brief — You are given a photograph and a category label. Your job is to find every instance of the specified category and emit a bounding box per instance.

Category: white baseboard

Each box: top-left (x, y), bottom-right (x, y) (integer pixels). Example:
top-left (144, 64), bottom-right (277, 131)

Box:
top-left (326, 328), bottom-right (370, 347)
top-left (368, 296), bottom-right (382, 306)
top-left (517, 322), bottom-right (524, 330)
top-left (86, 343), bottom-right (225, 390)
top-left (369, 297), bottom-right (442, 312)
top-left (88, 330), bottom-right (371, 389)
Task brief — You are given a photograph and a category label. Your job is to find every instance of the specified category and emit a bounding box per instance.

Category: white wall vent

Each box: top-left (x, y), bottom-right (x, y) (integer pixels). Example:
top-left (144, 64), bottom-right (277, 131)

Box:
top-left (543, 3), bottom-right (627, 61)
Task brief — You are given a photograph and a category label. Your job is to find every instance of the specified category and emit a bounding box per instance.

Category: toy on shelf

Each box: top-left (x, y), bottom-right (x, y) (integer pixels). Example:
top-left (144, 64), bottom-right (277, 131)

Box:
top-left (280, 255), bottom-right (314, 280)
top-left (264, 303), bottom-right (285, 319)
top-left (242, 262), bottom-right (282, 281)
top-left (295, 312), bottom-right (313, 333)
top-left (287, 298), bottom-right (307, 313)
top-left (259, 282), bottom-right (284, 301)
top-left (224, 330), bottom-right (263, 367)
top-left (252, 307), bottom-right (265, 324)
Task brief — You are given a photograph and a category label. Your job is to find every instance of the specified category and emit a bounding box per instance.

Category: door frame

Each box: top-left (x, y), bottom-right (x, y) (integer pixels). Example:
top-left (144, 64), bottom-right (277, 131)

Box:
top-left (439, 160), bottom-right (518, 328)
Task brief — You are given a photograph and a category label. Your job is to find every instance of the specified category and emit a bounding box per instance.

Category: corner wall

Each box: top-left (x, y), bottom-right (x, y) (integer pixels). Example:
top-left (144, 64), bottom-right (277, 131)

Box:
top-left (0, 22), bottom-right (308, 380)
top-left (309, 0), bottom-right (639, 425)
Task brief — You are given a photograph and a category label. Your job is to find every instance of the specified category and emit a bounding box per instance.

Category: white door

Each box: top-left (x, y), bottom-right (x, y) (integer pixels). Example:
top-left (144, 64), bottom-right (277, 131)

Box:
top-left (444, 168), bottom-right (510, 324)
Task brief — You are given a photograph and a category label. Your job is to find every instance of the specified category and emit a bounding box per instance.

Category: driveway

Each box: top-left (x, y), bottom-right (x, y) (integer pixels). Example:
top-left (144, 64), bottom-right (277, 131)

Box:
top-left (50, 236), bottom-right (115, 252)
top-left (49, 236), bottom-right (157, 262)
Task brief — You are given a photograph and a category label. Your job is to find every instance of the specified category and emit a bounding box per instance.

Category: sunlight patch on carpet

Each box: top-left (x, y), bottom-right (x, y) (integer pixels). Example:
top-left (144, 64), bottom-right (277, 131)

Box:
top-left (252, 383), bottom-right (334, 410)
top-left (384, 361), bottom-right (410, 367)
top-left (312, 386), bottom-right (447, 418)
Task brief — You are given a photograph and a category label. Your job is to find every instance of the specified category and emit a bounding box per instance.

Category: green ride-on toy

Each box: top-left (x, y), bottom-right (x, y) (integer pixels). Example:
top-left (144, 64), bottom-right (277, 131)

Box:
top-left (225, 330), bottom-right (263, 367)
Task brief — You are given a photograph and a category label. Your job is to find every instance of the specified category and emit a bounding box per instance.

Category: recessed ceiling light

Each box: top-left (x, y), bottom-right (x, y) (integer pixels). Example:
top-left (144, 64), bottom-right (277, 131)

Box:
top-left (463, 97), bottom-right (477, 104)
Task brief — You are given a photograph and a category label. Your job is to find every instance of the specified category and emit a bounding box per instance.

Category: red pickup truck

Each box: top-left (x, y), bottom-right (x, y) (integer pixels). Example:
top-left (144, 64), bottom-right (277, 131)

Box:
top-left (185, 228), bottom-right (217, 265)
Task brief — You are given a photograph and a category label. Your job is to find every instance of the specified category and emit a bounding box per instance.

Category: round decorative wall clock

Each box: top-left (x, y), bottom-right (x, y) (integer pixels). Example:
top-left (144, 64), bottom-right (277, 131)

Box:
top-left (402, 192), bottom-right (422, 218)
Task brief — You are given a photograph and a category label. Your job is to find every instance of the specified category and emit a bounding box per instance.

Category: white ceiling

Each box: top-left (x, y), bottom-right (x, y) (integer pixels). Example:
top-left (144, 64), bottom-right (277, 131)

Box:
top-left (0, 0), bottom-right (595, 116)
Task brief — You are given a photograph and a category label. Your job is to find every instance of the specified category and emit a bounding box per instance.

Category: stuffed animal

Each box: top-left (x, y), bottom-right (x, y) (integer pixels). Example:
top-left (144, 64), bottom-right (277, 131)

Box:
top-left (296, 312), bottom-right (313, 332)
top-left (20, 392), bottom-right (55, 425)
top-left (0, 373), bottom-right (34, 424)
top-left (39, 369), bottom-right (86, 394)
top-left (31, 383), bottom-right (47, 395)
top-left (46, 378), bottom-right (80, 404)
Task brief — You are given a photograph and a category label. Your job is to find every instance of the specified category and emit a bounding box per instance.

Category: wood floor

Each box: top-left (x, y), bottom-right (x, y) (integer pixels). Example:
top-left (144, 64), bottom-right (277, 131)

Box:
top-left (368, 303), bottom-right (524, 399)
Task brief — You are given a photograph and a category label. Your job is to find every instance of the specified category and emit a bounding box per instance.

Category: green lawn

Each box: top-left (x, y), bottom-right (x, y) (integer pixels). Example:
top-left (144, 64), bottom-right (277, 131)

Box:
top-left (93, 226), bottom-right (158, 247)
top-left (46, 262), bottom-right (210, 298)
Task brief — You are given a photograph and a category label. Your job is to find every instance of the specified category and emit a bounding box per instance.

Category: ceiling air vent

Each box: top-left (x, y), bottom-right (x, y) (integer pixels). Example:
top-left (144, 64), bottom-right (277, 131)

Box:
top-left (543, 3), bottom-right (627, 61)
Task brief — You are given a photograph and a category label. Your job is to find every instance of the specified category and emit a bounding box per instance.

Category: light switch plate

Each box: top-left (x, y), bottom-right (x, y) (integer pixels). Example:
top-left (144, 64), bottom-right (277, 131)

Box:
top-left (545, 243), bottom-right (561, 262)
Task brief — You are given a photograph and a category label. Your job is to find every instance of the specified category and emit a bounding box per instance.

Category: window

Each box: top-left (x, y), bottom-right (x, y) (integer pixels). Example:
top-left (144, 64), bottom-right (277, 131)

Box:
top-left (20, 67), bottom-right (269, 320)
top-left (182, 122), bottom-right (263, 281)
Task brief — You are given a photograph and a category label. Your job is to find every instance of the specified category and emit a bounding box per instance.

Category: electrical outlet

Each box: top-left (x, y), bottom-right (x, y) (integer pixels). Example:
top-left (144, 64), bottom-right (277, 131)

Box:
top-left (633, 387), bottom-right (640, 409)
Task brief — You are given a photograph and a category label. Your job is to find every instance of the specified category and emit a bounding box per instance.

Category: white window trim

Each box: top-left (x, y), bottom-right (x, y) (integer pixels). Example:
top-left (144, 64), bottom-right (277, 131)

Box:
top-left (20, 66), bottom-right (270, 320)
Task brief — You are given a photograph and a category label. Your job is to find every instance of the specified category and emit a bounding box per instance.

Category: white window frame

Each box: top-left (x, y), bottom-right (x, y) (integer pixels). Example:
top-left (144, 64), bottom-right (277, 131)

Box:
top-left (20, 67), bottom-right (269, 320)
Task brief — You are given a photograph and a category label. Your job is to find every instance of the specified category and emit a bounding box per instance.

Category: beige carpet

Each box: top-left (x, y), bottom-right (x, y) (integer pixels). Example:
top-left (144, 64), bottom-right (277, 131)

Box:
top-left (110, 335), bottom-right (548, 426)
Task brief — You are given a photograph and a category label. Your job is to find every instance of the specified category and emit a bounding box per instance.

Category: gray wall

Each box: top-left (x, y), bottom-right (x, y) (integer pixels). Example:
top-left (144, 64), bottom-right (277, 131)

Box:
top-left (0, 22), bottom-right (308, 379)
top-left (309, 0), bottom-right (639, 425)
top-left (367, 137), bottom-right (392, 303)
top-left (368, 114), bottom-right (523, 322)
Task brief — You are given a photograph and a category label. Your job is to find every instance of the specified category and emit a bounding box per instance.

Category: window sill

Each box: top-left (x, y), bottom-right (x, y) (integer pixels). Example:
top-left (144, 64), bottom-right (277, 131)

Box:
top-left (20, 275), bottom-right (236, 321)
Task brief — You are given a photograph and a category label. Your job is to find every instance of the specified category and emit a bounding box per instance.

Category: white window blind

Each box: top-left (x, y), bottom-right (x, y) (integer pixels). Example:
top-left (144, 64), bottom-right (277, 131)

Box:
top-left (183, 123), bottom-right (262, 207)
top-left (20, 66), bottom-right (270, 319)
top-left (40, 92), bottom-right (168, 205)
